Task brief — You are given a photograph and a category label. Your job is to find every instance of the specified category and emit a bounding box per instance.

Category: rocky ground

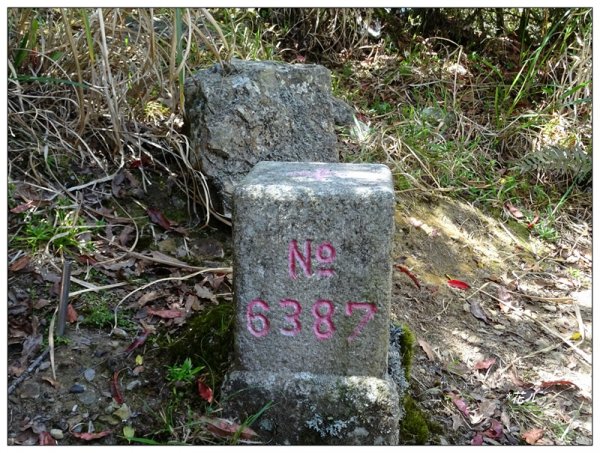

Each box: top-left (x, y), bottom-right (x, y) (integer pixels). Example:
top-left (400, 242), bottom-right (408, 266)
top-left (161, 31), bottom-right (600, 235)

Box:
top-left (6, 183), bottom-right (592, 446)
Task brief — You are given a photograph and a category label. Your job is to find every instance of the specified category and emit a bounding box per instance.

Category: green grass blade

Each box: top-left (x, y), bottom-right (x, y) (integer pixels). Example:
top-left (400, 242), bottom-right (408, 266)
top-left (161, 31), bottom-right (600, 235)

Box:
top-left (14, 16), bottom-right (39, 70)
top-left (80, 9), bottom-right (96, 64)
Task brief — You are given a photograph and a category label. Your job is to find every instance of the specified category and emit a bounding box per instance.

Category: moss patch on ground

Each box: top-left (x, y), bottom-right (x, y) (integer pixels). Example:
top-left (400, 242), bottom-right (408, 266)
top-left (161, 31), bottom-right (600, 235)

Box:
top-left (159, 302), bottom-right (235, 395)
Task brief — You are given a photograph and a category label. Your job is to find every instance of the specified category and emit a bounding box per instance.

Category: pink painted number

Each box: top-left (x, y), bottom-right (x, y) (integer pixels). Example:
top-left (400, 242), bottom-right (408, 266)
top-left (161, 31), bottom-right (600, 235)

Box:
top-left (247, 299), bottom-right (270, 337)
top-left (345, 302), bottom-right (377, 342)
top-left (311, 299), bottom-right (335, 340)
top-left (279, 299), bottom-right (302, 336)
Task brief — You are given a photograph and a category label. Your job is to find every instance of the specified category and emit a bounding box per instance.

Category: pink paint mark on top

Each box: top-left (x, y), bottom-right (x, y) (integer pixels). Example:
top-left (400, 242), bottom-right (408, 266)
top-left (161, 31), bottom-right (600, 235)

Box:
top-left (313, 168), bottom-right (333, 181)
top-left (287, 168), bottom-right (334, 181)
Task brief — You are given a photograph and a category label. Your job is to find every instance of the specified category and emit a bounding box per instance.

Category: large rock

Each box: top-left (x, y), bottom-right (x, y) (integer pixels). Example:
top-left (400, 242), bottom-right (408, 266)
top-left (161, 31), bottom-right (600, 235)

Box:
top-left (184, 59), bottom-right (354, 217)
top-left (221, 162), bottom-right (400, 445)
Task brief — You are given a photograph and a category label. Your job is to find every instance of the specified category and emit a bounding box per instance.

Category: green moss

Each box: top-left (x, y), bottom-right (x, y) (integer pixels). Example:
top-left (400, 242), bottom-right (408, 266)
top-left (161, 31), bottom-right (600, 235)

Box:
top-left (159, 302), bottom-right (235, 394)
top-left (400, 395), bottom-right (430, 444)
top-left (79, 292), bottom-right (135, 330)
top-left (395, 323), bottom-right (444, 445)
top-left (398, 324), bottom-right (415, 382)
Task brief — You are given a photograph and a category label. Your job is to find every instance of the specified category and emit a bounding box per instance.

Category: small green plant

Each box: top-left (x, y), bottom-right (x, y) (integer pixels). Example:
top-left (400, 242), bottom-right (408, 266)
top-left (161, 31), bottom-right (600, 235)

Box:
top-left (80, 293), bottom-right (134, 330)
top-left (13, 197), bottom-right (96, 254)
top-left (54, 335), bottom-right (71, 346)
top-left (166, 358), bottom-right (204, 384)
top-left (82, 302), bottom-right (114, 328)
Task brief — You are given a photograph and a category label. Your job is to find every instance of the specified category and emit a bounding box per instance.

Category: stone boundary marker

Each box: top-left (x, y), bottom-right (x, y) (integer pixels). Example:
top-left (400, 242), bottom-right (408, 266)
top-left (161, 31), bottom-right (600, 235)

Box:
top-left (221, 161), bottom-right (400, 445)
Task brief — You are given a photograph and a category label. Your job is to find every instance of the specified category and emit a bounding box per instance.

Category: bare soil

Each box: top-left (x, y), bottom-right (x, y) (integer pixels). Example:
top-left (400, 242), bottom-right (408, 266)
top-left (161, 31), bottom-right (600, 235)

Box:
top-left (7, 189), bottom-right (592, 446)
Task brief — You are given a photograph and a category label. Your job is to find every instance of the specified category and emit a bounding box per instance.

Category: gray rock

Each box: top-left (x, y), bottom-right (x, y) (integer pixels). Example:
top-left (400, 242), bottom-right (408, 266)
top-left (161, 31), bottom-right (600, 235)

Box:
top-left (83, 368), bottom-right (96, 382)
top-left (69, 383), bottom-right (85, 394)
top-left (222, 371), bottom-right (399, 445)
top-left (19, 381), bottom-right (41, 399)
top-left (126, 380), bottom-right (142, 391)
top-left (222, 162), bottom-right (399, 445)
top-left (50, 429), bottom-right (64, 440)
top-left (184, 59), bottom-right (355, 217)
top-left (76, 390), bottom-right (98, 405)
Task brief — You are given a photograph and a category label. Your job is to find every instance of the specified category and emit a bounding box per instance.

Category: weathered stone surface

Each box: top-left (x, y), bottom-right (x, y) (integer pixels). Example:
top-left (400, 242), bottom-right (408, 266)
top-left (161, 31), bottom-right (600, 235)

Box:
top-left (222, 161), bottom-right (399, 444)
top-left (184, 60), bottom-right (354, 216)
top-left (232, 162), bottom-right (395, 377)
top-left (222, 371), bottom-right (400, 445)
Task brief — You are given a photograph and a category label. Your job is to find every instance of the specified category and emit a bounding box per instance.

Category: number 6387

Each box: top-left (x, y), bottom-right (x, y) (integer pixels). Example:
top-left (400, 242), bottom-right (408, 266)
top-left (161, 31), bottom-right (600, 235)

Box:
top-left (246, 298), bottom-right (377, 343)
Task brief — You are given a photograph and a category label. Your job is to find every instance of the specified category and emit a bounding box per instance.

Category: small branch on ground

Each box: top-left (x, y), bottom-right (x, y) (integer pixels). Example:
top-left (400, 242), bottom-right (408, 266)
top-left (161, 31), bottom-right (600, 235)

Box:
top-left (7, 348), bottom-right (50, 395)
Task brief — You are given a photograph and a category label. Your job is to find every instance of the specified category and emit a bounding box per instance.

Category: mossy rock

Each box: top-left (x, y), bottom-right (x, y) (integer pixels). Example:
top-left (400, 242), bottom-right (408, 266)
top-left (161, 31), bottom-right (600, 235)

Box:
top-left (393, 323), bottom-right (443, 445)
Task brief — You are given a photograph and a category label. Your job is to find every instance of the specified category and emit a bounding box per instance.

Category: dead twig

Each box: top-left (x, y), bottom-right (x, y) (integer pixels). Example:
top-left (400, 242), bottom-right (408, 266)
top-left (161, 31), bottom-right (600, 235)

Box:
top-left (56, 260), bottom-right (72, 337)
top-left (69, 280), bottom-right (129, 298)
top-left (7, 348), bottom-right (50, 395)
top-left (480, 288), bottom-right (591, 364)
top-left (49, 308), bottom-right (57, 380)
top-left (112, 266), bottom-right (232, 329)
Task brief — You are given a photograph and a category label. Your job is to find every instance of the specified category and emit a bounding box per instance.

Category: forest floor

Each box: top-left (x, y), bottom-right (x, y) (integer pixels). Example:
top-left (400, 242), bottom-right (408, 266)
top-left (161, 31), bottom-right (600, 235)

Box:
top-left (6, 173), bottom-right (592, 446)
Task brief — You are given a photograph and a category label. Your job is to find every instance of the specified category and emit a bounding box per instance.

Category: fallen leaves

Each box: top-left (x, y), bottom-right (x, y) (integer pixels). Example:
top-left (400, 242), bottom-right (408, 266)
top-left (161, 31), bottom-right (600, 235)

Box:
top-left (394, 264), bottom-right (421, 289)
top-left (527, 213), bottom-right (540, 229)
top-left (483, 419), bottom-right (503, 439)
top-left (522, 427), bottom-right (544, 445)
top-left (202, 417), bottom-right (257, 440)
top-left (539, 380), bottom-right (579, 391)
top-left (471, 433), bottom-right (483, 445)
top-left (146, 308), bottom-right (184, 319)
top-left (111, 370), bottom-right (124, 404)
top-left (451, 394), bottom-right (470, 418)
top-left (70, 430), bottom-right (111, 441)
top-left (447, 279), bottom-right (471, 290)
top-left (146, 208), bottom-right (186, 234)
top-left (66, 304), bottom-right (78, 323)
top-left (9, 255), bottom-right (30, 271)
top-left (474, 357), bottom-right (496, 371)
top-left (124, 329), bottom-right (150, 354)
top-left (417, 338), bottom-right (436, 361)
top-left (504, 201), bottom-right (524, 219)
top-left (197, 376), bottom-right (214, 404)
top-left (38, 431), bottom-right (56, 445)
top-left (469, 300), bottom-right (490, 324)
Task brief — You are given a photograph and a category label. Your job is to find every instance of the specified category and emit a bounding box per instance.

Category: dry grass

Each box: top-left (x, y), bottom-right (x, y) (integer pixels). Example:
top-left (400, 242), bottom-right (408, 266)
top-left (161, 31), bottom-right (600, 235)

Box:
top-left (8, 8), bottom-right (232, 230)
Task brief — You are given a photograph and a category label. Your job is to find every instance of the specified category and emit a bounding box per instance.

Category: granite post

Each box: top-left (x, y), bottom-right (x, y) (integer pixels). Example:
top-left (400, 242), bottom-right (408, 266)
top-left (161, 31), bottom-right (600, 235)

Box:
top-left (221, 161), bottom-right (400, 445)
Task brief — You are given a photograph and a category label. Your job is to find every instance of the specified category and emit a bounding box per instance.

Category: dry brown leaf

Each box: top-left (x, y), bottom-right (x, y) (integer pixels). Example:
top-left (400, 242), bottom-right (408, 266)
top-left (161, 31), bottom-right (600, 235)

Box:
top-left (136, 291), bottom-right (162, 307)
top-left (522, 427), bottom-right (544, 445)
top-left (417, 338), bottom-right (436, 361)
top-left (504, 201), bottom-right (524, 219)
top-left (508, 365), bottom-right (530, 388)
top-left (474, 357), bottom-right (496, 371)
top-left (66, 304), bottom-right (78, 323)
top-left (41, 376), bottom-right (61, 389)
top-left (469, 300), bottom-right (489, 324)
top-left (118, 225), bottom-right (135, 246)
top-left (9, 255), bottom-right (30, 272)
top-left (147, 308), bottom-right (184, 319)
top-left (203, 417), bottom-right (257, 440)
top-left (149, 251), bottom-right (192, 268)
top-left (194, 284), bottom-right (217, 302)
